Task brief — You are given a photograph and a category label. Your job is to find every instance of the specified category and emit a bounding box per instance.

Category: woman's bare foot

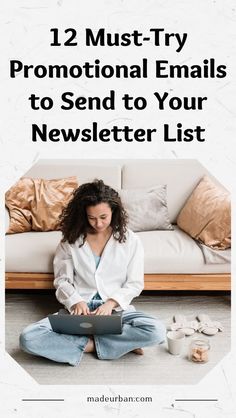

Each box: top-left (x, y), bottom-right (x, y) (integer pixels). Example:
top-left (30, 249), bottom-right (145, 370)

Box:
top-left (132, 348), bottom-right (144, 355)
top-left (84, 338), bottom-right (95, 353)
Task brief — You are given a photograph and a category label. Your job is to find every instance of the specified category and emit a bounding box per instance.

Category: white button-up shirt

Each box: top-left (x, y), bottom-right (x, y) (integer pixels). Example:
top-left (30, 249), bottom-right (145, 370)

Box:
top-left (53, 229), bottom-right (144, 311)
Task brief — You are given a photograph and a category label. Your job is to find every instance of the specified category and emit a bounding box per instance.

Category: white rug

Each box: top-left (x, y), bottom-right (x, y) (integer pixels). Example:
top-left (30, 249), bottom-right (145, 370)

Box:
top-left (5, 292), bottom-right (231, 385)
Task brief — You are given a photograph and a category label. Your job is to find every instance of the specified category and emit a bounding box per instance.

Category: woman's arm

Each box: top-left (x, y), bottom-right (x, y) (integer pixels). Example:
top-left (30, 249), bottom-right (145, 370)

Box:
top-left (53, 241), bottom-right (86, 312)
top-left (108, 233), bottom-right (144, 310)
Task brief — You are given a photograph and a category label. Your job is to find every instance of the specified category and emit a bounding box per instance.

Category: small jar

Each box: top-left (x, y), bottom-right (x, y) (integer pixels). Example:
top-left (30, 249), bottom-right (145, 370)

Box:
top-left (189, 338), bottom-right (210, 363)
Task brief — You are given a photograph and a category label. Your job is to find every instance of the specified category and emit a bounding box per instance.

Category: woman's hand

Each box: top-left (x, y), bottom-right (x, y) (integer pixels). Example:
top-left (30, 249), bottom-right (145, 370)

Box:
top-left (71, 301), bottom-right (90, 315)
top-left (91, 299), bottom-right (118, 316)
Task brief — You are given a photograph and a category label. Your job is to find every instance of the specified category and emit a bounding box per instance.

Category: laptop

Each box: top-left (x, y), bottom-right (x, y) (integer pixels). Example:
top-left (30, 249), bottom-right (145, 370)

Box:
top-left (48, 309), bottom-right (122, 335)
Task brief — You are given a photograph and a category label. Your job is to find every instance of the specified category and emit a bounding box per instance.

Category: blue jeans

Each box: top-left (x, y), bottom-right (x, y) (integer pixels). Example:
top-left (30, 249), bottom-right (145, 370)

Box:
top-left (19, 296), bottom-right (166, 366)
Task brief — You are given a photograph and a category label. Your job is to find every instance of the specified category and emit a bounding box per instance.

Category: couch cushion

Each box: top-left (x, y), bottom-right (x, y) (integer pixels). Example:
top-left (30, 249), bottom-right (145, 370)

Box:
top-left (137, 227), bottom-right (230, 274)
top-left (5, 227), bottom-right (229, 274)
top-left (5, 231), bottom-right (62, 273)
top-left (21, 159), bottom-right (226, 225)
top-left (24, 160), bottom-right (122, 190)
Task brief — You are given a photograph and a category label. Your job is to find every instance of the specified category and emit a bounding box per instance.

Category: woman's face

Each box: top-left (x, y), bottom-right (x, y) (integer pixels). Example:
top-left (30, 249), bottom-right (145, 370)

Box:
top-left (86, 202), bottom-right (112, 233)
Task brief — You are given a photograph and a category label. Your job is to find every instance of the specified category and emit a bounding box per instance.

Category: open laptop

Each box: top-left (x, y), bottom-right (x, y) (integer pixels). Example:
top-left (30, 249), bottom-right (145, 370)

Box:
top-left (48, 309), bottom-right (122, 335)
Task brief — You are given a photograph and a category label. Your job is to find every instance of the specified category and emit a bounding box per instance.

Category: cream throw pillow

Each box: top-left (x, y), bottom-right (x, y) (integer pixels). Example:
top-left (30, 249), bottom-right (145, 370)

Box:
top-left (177, 176), bottom-right (231, 249)
top-left (120, 186), bottom-right (173, 232)
top-left (5, 176), bottom-right (78, 233)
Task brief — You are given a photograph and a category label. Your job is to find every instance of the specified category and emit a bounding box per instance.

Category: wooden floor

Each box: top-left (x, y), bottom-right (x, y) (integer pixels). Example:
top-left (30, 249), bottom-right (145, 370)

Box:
top-left (5, 292), bottom-right (231, 385)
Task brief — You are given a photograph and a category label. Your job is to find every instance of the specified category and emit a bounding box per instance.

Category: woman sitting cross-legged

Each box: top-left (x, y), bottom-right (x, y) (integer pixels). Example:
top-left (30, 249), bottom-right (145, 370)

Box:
top-left (20, 180), bottom-right (166, 366)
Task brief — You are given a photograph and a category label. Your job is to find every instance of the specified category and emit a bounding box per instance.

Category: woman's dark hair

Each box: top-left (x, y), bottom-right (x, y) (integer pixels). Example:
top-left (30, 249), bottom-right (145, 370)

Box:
top-left (59, 179), bottom-right (128, 244)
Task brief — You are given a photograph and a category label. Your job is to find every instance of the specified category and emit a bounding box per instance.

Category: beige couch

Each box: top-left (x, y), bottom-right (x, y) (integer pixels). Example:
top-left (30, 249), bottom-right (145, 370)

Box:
top-left (5, 159), bottom-right (230, 291)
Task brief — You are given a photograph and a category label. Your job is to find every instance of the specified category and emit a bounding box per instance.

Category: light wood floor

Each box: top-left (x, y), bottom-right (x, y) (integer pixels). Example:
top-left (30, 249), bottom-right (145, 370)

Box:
top-left (5, 292), bottom-right (231, 385)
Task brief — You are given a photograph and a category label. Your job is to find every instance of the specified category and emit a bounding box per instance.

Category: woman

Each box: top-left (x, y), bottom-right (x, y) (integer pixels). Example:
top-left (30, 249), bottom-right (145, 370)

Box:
top-left (20, 180), bottom-right (165, 366)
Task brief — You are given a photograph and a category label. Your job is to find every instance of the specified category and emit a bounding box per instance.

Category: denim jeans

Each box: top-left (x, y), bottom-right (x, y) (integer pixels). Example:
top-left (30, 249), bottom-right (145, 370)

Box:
top-left (19, 296), bottom-right (166, 366)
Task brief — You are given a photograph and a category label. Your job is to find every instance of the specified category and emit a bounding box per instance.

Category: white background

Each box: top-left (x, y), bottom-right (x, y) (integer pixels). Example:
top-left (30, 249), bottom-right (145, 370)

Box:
top-left (0, 0), bottom-right (236, 417)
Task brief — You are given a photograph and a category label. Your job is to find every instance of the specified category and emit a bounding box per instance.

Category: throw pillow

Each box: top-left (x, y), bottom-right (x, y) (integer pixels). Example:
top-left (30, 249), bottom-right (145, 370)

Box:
top-left (5, 176), bottom-right (78, 233)
top-left (120, 186), bottom-right (173, 232)
top-left (177, 175), bottom-right (231, 249)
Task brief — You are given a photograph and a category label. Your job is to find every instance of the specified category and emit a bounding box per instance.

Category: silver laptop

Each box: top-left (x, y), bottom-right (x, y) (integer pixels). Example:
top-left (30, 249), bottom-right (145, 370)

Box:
top-left (48, 309), bottom-right (122, 335)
